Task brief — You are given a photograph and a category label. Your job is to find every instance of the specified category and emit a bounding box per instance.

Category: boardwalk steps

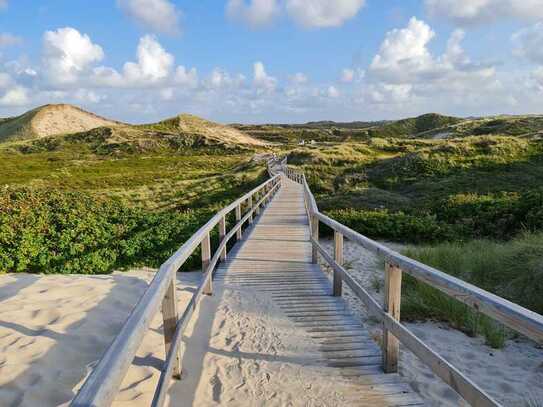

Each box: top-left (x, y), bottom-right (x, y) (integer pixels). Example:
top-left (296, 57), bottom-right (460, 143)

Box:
top-left (208, 178), bottom-right (424, 405)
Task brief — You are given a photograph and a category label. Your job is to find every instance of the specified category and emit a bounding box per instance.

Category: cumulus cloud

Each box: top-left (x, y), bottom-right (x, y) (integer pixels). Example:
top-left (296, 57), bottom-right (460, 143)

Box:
top-left (285, 0), bottom-right (365, 28)
top-left (174, 66), bottom-right (198, 88)
top-left (253, 61), bottom-right (277, 93)
top-left (361, 17), bottom-right (500, 110)
top-left (0, 33), bottom-right (22, 47)
top-left (512, 23), bottom-right (543, 65)
top-left (93, 35), bottom-right (174, 87)
top-left (425, 0), bottom-right (543, 25)
top-left (226, 0), bottom-right (365, 28)
top-left (117, 0), bottom-right (181, 35)
top-left (43, 27), bottom-right (104, 85)
top-left (226, 0), bottom-right (280, 28)
top-left (0, 86), bottom-right (29, 106)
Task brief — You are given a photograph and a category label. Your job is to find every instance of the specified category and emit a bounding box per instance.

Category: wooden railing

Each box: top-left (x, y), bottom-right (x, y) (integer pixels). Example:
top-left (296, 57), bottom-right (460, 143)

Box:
top-left (71, 160), bottom-right (282, 407)
top-left (283, 161), bottom-right (543, 407)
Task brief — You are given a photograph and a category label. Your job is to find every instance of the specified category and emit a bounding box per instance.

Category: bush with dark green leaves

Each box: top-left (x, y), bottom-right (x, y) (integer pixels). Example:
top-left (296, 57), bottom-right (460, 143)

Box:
top-left (0, 187), bottom-right (211, 274)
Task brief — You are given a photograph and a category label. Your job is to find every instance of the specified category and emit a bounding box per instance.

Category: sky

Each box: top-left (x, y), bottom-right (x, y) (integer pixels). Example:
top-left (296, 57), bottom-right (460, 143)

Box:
top-left (1, 0), bottom-right (543, 124)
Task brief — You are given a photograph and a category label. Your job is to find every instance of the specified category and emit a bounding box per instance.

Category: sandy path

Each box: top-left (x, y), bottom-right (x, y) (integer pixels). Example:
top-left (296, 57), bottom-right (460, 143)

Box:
top-left (318, 239), bottom-right (543, 407)
top-left (0, 270), bottom-right (201, 407)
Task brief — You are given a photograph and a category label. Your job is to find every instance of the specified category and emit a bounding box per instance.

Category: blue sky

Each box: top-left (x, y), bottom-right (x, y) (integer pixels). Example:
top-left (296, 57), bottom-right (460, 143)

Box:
top-left (0, 0), bottom-right (543, 123)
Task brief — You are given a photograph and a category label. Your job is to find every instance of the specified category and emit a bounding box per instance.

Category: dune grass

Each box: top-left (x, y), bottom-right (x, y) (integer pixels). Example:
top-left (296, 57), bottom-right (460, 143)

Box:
top-left (401, 233), bottom-right (543, 347)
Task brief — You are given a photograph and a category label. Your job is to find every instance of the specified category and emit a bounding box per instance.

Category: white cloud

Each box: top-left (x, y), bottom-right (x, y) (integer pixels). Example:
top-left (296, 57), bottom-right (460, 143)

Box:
top-left (0, 86), bottom-right (29, 106)
top-left (289, 72), bottom-right (308, 84)
top-left (370, 17), bottom-right (435, 82)
top-left (512, 23), bottom-right (543, 65)
top-left (341, 68), bottom-right (355, 83)
top-left (340, 67), bottom-right (365, 83)
top-left (43, 27), bottom-right (104, 85)
top-left (174, 66), bottom-right (198, 88)
top-left (93, 35), bottom-right (174, 87)
top-left (0, 1), bottom-right (7, 10)
top-left (253, 61), bottom-right (277, 92)
top-left (226, 0), bottom-right (280, 28)
top-left (227, 0), bottom-right (364, 29)
top-left (425, 0), bottom-right (543, 25)
top-left (0, 33), bottom-right (22, 47)
top-left (362, 17), bottom-right (500, 111)
top-left (285, 0), bottom-right (365, 28)
top-left (117, 0), bottom-right (181, 35)
top-left (532, 67), bottom-right (543, 91)
top-left (123, 35), bottom-right (174, 82)
top-left (204, 68), bottom-right (246, 90)
top-left (326, 85), bottom-right (340, 98)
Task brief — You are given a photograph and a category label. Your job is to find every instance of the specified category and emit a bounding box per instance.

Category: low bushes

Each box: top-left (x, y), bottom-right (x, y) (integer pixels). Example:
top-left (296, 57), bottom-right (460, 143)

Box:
top-left (0, 187), bottom-right (211, 274)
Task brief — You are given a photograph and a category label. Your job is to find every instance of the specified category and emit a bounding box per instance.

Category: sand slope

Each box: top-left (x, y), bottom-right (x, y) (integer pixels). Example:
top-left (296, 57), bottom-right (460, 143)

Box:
top-left (0, 104), bottom-right (120, 142)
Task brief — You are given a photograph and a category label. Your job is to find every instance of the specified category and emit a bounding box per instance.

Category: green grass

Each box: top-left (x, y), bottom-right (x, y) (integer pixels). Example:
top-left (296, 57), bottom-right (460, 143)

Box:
top-left (0, 134), bottom-right (268, 273)
top-left (288, 136), bottom-right (543, 242)
top-left (401, 233), bottom-right (543, 347)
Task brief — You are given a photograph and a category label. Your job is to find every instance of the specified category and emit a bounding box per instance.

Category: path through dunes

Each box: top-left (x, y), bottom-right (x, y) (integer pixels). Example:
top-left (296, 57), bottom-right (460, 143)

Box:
top-left (165, 178), bottom-right (423, 406)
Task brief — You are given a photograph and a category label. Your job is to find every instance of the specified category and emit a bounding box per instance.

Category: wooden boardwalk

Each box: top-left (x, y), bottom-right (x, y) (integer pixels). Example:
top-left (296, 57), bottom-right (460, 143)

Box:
top-left (168, 176), bottom-right (424, 405)
top-left (74, 162), bottom-right (543, 407)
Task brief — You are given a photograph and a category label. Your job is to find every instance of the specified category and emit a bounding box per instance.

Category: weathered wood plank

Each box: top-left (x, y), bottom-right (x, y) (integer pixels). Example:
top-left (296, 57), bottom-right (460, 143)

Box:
top-left (383, 262), bottom-right (402, 374)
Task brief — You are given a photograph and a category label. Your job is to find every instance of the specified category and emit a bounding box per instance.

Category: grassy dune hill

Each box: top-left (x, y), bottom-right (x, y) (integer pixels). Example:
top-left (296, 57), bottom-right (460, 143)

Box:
top-left (367, 113), bottom-right (463, 138)
top-left (0, 105), bottom-right (270, 274)
top-left (0, 104), bottom-right (121, 142)
top-left (237, 113), bottom-right (543, 143)
top-left (144, 114), bottom-right (266, 146)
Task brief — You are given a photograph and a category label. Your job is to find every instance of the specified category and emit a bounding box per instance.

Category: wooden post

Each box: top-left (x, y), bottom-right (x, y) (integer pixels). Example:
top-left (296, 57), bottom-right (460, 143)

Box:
top-left (219, 215), bottom-right (226, 261)
top-left (236, 204), bottom-right (242, 240)
top-left (202, 232), bottom-right (212, 295)
top-left (248, 196), bottom-right (253, 224)
top-left (333, 231), bottom-right (343, 296)
top-left (255, 190), bottom-right (261, 215)
top-left (311, 215), bottom-right (319, 264)
top-left (383, 262), bottom-right (402, 373)
top-left (162, 278), bottom-right (181, 379)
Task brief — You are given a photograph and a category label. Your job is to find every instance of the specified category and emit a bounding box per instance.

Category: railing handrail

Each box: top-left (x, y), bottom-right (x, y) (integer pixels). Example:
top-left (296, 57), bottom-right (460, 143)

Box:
top-left (72, 160), bottom-right (283, 407)
top-left (282, 161), bottom-right (543, 407)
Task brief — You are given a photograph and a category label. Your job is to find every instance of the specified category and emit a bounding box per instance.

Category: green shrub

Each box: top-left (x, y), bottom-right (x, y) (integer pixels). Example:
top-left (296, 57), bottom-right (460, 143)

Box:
top-left (324, 208), bottom-right (450, 242)
top-left (0, 187), bottom-right (212, 274)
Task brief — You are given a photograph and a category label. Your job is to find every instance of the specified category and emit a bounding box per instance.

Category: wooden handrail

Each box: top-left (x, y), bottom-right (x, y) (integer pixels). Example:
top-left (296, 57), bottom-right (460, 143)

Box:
top-left (71, 162), bottom-right (282, 407)
top-left (283, 161), bottom-right (543, 407)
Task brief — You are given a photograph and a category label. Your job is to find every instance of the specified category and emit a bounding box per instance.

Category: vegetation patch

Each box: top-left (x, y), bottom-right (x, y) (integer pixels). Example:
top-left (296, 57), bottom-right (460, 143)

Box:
top-left (401, 233), bottom-right (543, 347)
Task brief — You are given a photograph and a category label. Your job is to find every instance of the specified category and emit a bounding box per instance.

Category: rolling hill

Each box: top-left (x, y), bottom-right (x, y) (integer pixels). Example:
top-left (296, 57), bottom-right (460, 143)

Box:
top-left (0, 105), bottom-right (265, 152)
top-left (0, 104), bottom-right (121, 143)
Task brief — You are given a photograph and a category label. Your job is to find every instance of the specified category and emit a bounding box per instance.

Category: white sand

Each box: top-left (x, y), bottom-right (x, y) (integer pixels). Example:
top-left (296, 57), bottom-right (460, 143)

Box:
top-left (2, 245), bottom-right (542, 406)
top-left (318, 239), bottom-right (543, 407)
top-left (0, 270), bottom-right (201, 406)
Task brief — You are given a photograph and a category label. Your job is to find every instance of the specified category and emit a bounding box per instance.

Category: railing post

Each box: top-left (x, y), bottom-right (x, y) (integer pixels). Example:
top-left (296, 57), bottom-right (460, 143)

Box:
top-left (219, 215), bottom-right (226, 261)
top-left (162, 277), bottom-right (181, 379)
top-left (383, 262), bottom-right (402, 373)
top-left (202, 232), bottom-right (212, 295)
top-left (236, 204), bottom-right (242, 240)
top-left (311, 214), bottom-right (319, 264)
top-left (255, 190), bottom-right (261, 215)
top-left (333, 231), bottom-right (343, 296)
top-left (248, 196), bottom-right (253, 224)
